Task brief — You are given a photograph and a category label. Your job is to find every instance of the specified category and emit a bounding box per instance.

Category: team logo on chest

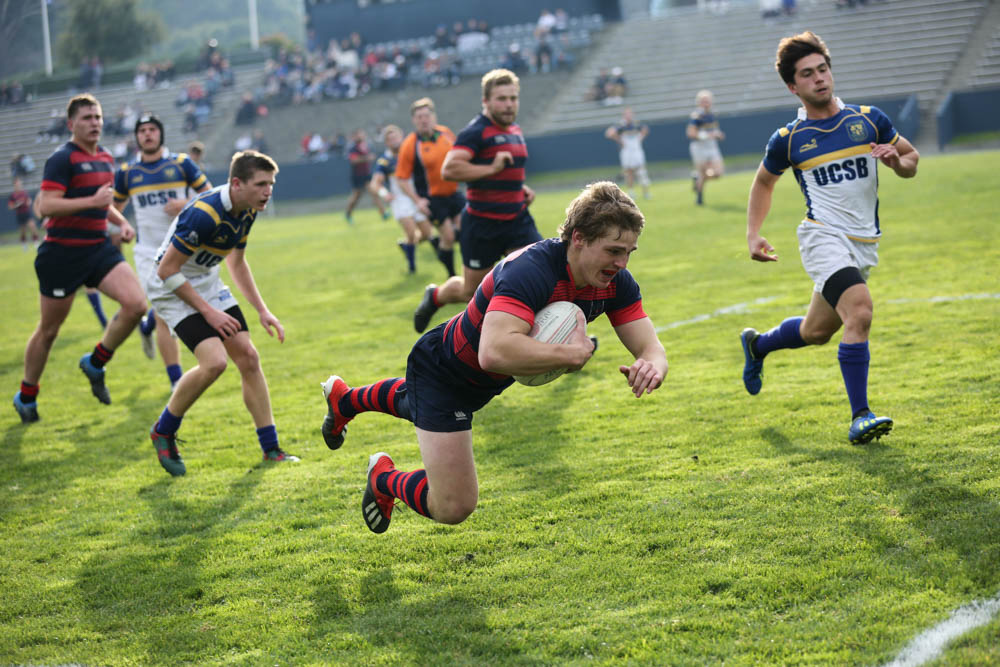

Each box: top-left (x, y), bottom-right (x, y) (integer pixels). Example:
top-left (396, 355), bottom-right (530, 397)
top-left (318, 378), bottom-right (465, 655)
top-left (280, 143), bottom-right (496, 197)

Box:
top-left (847, 120), bottom-right (869, 143)
top-left (165, 167), bottom-right (177, 179)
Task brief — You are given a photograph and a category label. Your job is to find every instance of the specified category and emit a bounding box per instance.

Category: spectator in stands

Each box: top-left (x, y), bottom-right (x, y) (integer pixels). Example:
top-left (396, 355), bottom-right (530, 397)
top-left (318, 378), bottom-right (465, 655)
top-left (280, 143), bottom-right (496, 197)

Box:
top-left (90, 57), bottom-right (103, 88)
top-left (501, 43), bottom-right (529, 74)
top-left (183, 104), bottom-right (199, 133)
top-left (75, 58), bottom-right (93, 91)
top-left (187, 141), bottom-right (206, 170)
top-left (10, 153), bottom-right (35, 180)
top-left (37, 109), bottom-right (70, 143)
top-left (605, 67), bottom-right (627, 105)
top-left (760, 0), bottom-right (782, 19)
top-left (330, 132), bottom-right (347, 157)
top-left (457, 20), bottom-right (490, 53)
top-left (251, 129), bottom-right (270, 155)
top-left (235, 92), bottom-right (257, 125)
top-left (235, 132), bottom-right (253, 152)
top-left (450, 21), bottom-right (465, 48)
top-left (433, 24), bottom-right (451, 50)
top-left (535, 8), bottom-right (557, 39)
top-left (552, 9), bottom-right (570, 34)
top-left (586, 68), bottom-right (610, 102)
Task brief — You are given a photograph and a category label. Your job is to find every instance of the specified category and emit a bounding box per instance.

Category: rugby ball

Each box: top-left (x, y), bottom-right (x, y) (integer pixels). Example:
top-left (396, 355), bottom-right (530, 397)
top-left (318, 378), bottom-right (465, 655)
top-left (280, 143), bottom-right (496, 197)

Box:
top-left (513, 301), bottom-right (586, 387)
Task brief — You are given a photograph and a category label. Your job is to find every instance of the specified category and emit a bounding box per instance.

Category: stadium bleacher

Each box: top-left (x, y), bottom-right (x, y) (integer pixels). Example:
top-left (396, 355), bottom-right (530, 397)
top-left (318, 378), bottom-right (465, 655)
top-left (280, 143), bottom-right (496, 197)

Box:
top-left (968, 23), bottom-right (1000, 88)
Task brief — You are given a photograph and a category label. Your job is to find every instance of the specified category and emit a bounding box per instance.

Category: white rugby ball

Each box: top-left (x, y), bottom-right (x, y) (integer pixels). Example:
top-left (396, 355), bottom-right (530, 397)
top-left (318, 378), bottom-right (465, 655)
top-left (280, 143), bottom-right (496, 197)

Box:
top-left (513, 301), bottom-right (585, 387)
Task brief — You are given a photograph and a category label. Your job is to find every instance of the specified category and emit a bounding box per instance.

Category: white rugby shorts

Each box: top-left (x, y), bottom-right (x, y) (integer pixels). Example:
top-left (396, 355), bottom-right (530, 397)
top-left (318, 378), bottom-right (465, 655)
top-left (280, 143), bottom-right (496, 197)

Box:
top-left (391, 194), bottom-right (426, 222)
top-left (146, 272), bottom-right (239, 330)
top-left (797, 220), bottom-right (879, 293)
top-left (619, 145), bottom-right (646, 171)
top-left (689, 140), bottom-right (722, 166)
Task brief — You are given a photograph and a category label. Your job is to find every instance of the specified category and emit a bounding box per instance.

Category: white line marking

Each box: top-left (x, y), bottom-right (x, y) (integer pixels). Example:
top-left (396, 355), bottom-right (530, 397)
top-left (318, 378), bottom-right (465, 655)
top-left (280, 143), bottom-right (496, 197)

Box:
top-left (886, 293), bottom-right (1000, 304)
top-left (655, 293), bottom-right (1000, 333)
top-left (883, 593), bottom-right (1000, 667)
top-left (656, 297), bottom-right (779, 332)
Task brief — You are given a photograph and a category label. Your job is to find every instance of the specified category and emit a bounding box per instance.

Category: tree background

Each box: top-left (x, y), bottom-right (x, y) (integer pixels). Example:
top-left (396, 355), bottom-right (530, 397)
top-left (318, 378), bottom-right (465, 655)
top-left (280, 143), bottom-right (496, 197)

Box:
top-left (0, 0), bottom-right (304, 80)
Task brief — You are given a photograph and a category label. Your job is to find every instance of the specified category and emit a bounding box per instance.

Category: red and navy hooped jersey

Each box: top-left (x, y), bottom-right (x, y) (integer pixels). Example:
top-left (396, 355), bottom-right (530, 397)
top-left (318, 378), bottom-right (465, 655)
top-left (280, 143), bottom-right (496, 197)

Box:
top-left (452, 113), bottom-right (527, 221)
top-left (40, 141), bottom-right (115, 246)
top-left (348, 141), bottom-right (373, 179)
top-left (441, 237), bottom-right (647, 388)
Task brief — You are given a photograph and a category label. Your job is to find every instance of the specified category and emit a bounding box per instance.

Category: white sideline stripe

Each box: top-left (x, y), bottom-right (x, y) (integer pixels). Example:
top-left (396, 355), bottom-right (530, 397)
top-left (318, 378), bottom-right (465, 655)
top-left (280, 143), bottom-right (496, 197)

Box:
top-left (883, 593), bottom-right (1000, 667)
top-left (655, 293), bottom-right (1000, 333)
top-left (655, 297), bottom-right (779, 332)
top-left (886, 293), bottom-right (1000, 304)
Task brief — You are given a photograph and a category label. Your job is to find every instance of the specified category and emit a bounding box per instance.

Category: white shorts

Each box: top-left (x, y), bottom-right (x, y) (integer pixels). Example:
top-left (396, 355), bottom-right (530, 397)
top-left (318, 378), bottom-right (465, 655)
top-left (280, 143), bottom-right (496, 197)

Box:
top-left (690, 140), bottom-right (722, 166)
top-left (391, 195), bottom-right (426, 222)
top-left (133, 245), bottom-right (158, 289)
top-left (147, 274), bottom-right (239, 330)
top-left (620, 146), bottom-right (646, 171)
top-left (797, 220), bottom-right (879, 293)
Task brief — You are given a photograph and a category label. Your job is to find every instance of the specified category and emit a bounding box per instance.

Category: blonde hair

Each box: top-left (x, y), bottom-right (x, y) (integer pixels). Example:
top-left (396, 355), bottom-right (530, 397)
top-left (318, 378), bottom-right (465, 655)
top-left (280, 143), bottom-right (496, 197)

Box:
top-left (481, 68), bottom-right (520, 100)
top-left (410, 97), bottom-right (435, 115)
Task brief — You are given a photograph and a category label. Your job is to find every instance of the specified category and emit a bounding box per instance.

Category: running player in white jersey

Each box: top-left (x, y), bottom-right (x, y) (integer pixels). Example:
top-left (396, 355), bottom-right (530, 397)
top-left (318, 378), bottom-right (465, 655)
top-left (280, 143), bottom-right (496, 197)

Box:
top-left (145, 150), bottom-right (297, 475)
top-left (605, 107), bottom-right (650, 200)
top-left (114, 114), bottom-right (210, 388)
top-left (686, 90), bottom-right (724, 206)
top-left (369, 124), bottom-right (436, 274)
top-left (739, 31), bottom-right (919, 445)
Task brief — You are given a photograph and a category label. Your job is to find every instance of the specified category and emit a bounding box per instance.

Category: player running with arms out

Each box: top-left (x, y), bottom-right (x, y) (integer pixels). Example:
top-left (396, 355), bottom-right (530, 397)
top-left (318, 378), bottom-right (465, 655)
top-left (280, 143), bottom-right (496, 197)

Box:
top-left (319, 182), bottom-right (667, 533)
top-left (13, 94), bottom-right (147, 423)
top-left (686, 90), bottom-right (725, 206)
top-left (369, 125), bottom-right (434, 274)
top-left (395, 97), bottom-right (463, 278)
top-left (8, 177), bottom-right (39, 250)
top-left (739, 31), bottom-right (918, 445)
top-left (413, 69), bottom-right (544, 333)
top-left (114, 114), bottom-right (211, 389)
top-left (146, 151), bottom-right (297, 475)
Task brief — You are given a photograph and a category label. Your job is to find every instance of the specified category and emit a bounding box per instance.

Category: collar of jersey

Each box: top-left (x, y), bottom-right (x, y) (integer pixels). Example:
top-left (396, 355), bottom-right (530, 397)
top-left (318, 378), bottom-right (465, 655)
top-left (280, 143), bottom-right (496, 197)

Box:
top-left (220, 184), bottom-right (234, 213)
top-left (797, 97), bottom-right (845, 121)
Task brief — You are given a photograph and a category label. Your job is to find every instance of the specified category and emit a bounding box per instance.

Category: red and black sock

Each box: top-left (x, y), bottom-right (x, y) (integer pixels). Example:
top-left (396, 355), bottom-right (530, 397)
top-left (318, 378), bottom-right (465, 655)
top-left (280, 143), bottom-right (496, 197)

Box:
top-left (376, 468), bottom-right (431, 518)
top-left (338, 378), bottom-right (411, 422)
top-left (90, 342), bottom-right (113, 369)
top-left (18, 381), bottom-right (39, 403)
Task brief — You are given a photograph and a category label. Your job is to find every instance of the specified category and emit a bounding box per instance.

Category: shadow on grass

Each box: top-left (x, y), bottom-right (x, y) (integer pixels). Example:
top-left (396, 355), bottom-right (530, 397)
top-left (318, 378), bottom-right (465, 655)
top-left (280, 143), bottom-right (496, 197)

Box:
top-left (314, 567), bottom-right (539, 663)
top-left (73, 469), bottom-right (264, 662)
top-left (761, 426), bottom-right (1000, 590)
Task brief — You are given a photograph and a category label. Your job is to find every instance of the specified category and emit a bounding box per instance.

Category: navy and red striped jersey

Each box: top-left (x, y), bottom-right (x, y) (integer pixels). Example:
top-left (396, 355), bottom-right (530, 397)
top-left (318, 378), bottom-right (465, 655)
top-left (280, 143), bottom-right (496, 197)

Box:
top-left (40, 141), bottom-right (114, 246)
top-left (441, 237), bottom-right (646, 389)
top-left (452, 113), bottom-right (527, 221)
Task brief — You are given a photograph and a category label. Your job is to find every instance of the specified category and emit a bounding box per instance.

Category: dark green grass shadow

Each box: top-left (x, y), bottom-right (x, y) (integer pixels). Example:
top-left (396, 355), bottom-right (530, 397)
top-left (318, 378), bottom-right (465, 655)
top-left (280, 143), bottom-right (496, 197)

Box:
top-left (762, 426), bottom-right (1000, 590)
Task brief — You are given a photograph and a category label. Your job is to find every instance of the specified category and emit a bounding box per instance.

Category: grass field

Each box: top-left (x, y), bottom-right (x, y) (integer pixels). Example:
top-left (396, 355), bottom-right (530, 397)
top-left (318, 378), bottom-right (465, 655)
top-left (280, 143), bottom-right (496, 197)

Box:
top-left (1, 150), bottom-right (998, 665)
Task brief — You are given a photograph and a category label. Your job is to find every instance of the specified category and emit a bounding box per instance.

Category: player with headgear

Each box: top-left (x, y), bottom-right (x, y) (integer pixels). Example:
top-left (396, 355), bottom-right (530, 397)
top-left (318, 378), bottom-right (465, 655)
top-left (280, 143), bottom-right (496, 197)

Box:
top-left (114, 113), bottom-right (211, 389)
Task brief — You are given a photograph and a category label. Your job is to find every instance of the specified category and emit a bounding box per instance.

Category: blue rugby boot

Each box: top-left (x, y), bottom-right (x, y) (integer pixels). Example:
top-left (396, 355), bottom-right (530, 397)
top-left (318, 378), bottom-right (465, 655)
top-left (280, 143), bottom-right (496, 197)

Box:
top-left (79, 353), bottom-right (111, 405)
top-left (849, 412), bottom-right (893, 445)
top-left (740, 328), bottom-right (763, 395)
top-left (13, 393), bottom-right (39, 423)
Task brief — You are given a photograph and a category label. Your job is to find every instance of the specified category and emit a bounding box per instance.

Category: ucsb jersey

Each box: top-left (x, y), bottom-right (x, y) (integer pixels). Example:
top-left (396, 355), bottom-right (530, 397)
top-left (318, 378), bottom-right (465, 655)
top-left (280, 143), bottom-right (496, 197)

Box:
top-left (441, 237), bottom-right (646, 389)
top-left (762, 104), bottom-right (898, 239)
top-left (688, 109), bottom-right (720, 145)
top-left (114, 152), bottom-right (207, 252)
top-left (616, 122), bottom-right (645, 153)
top-left (153, 185), bottom-right (255, 294)
top-left (374, 149), bottom-right (404, 198)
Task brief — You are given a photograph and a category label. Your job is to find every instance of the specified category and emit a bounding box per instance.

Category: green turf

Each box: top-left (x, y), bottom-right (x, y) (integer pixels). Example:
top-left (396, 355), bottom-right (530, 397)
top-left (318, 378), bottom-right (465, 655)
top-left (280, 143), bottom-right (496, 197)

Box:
top-left (1, 151), bottom-right (998, 665)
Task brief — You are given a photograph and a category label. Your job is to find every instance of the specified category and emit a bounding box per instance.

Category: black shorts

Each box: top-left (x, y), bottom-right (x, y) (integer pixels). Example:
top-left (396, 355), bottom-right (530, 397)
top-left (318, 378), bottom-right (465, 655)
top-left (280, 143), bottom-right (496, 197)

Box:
top-left (428, 192), bottom-right (465, 225)
top-left (458, 209), bottom-right (543, 271)
top-left (405, 323), bottom-right (509, 432)
top-left (174, 305), bottom-right (249, 352)
top-left (34, 239), bottom-right (125, 299)
top-left (16, 212), bottom-right (32, 226)
top-left (350, 170), bottom-right (370, 189)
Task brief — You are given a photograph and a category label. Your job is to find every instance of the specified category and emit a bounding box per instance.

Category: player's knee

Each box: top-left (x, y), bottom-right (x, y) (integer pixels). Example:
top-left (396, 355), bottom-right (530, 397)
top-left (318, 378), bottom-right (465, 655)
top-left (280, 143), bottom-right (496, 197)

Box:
top-left (231, 341), bottom-right (261, 373)
top-left (800, 322), bottom-right (833, 345)
top-left (433, 496), bottom-right (477, 524)
top-left (120, 296), bottom-right (146, 322)
top-left (843, 306), bottom-right (873, 337)
top-left (202, 356), bottom-right (228, 379)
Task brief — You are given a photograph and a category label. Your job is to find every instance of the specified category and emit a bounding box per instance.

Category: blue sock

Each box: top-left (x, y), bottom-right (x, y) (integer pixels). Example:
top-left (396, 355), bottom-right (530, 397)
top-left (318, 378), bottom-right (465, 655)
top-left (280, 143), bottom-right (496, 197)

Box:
top-left (166, 364), bottom-right (183, 386)
top-left (755, 316), bottom-right (806, 357)
top-left (257, 424), bottom-right (278, 453)
top-left (141, 308), bottom-right (156, 335)
top-left (401, 242), bottom-right (416, 272)
top-left (87, 291), bottom-right (108, 328)
top-left (156, 407), bottom-right (183, 436)
top-left (838, 341), bottom-right (870, 418)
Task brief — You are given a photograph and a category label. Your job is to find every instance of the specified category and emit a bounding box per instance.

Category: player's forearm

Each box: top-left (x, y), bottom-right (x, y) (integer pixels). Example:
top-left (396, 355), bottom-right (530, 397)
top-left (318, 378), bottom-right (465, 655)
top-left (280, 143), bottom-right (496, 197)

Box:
top-left (746, 183), bottom-right (773, 238)
top-left (227, 259), bottom-right (268, 314)
top-left (108, 205), bottom-right (129, 227)
top-left (479, 334), bottom-right (584, 376)
top-left (893, 150), bottom-right (919, 178)
top-left (39, 194), bottom-right (101, 217)
top-left (441, 159), bottom-right (495, 183)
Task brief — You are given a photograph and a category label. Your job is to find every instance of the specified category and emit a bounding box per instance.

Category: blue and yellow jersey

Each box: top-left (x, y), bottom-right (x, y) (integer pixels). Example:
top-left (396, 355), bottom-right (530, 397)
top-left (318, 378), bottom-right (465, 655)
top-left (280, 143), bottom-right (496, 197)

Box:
top-left (762, 104), bottom-right (898, 239)
top-left (154, 185), bottom-right (255, 285)
top-left (615, 121), bottom-right (646, 152)
top-left (688, 109), bottom-right (720, 143)
top-left (114, 152), bottom-right (207, 251)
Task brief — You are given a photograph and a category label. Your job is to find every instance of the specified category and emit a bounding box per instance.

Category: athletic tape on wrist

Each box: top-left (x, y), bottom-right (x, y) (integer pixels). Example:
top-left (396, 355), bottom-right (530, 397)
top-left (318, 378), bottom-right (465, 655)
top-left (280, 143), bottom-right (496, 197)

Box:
top-left (161, 272), bottom-right (187, 292)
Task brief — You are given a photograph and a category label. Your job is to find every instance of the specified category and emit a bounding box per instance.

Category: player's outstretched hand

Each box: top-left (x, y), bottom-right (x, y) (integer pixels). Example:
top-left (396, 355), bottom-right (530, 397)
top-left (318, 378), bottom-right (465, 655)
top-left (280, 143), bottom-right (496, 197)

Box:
top-left (260, 310), bottom-right (285, 343)
top-left (491, 151), bottom-right (514, 174)
top-left (619, 358), bottom-right (664, 398)
top-left (748, 234), bottom-right (778, 262)
top-left (870, 142), bottom-right (901, 170)
top-left (206, 308), bottom-right (242, 339)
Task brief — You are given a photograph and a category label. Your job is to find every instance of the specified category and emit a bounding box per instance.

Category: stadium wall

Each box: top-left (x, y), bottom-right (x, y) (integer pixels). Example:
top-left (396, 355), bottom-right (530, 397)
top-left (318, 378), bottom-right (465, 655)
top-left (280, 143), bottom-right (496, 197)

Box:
top-left (936, 88), bottom-right (1000, 148)
top-left (0, 96), bottom-right (918, 231)
top-left (307, 0), bottom-right (621, 45)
